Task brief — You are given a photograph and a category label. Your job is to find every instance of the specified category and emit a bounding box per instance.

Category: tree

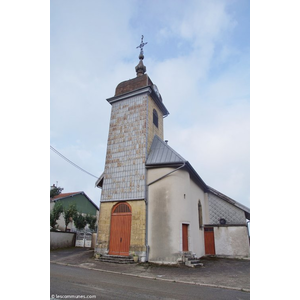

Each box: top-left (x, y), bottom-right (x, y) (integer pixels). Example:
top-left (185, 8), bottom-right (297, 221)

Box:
top-left (85, 214), bottom-right (97, 231)
top-left (50, 202), bottom-right (63, 230)
top-left (73, 213), bottom-right (87, 231)
top-left (63, 203), bottom-right (77, 231)
top-left (50, 186), bottom-right (64, 198)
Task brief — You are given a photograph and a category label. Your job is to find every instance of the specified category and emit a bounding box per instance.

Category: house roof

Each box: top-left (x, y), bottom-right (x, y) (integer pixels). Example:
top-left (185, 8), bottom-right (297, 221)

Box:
top-left (51, 192), bottom-right (80, 201)
top-left (50, 191), bottom-right (99, 210)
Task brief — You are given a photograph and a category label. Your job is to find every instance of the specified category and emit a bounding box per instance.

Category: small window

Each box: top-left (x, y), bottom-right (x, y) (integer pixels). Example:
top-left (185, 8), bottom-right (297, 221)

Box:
top-left (153, 109), bottom-right (158, 128)
top-left (204, 227), bottom-right (213, 232)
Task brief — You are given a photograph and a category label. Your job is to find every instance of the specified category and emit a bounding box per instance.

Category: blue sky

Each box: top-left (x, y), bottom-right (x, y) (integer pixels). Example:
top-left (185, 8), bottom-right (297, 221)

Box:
top-left (50, 0), bottom-right (250, 208)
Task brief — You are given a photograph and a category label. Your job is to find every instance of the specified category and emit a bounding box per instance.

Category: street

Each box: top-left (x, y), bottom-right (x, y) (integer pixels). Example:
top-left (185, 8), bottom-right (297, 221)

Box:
top-left (51, 263), bottom-right (249, 300)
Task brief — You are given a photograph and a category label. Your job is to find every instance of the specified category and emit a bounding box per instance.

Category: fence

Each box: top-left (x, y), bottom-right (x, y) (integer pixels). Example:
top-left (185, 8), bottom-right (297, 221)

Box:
top-left (75, 230), bottom-right (97, 248)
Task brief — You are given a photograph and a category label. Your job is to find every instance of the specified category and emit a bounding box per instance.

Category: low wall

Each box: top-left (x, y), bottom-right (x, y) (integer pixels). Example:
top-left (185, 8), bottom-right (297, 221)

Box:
top-left (50, 231), bottom-right (76, 249)
top-left (214, 226), bottom-right (250, 258)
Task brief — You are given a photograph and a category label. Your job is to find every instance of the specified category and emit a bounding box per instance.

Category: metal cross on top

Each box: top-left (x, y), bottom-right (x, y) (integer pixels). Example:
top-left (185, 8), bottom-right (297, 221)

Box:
top-left (136, 35), bottom-right (148, 56)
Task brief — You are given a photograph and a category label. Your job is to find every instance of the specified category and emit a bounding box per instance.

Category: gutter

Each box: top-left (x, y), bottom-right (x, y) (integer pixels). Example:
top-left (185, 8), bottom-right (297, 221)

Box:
top-left (144, 98), bottom-right (149, 262)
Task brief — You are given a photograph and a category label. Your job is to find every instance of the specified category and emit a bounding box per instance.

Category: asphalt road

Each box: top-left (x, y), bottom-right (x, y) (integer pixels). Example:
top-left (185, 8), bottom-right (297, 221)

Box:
top-left (50, 263), bottom-right (250, 300)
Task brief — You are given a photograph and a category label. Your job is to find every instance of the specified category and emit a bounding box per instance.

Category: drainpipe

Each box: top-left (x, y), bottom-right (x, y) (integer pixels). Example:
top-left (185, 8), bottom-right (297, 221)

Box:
top-left (144, 97), bottom-right (149, 262)
top-left (144, 171), bottom-right (149, 262)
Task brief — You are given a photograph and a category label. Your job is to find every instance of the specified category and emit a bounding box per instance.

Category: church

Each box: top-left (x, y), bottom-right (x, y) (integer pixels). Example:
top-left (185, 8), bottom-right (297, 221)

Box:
top-left (95, 37), bottom-right (250, 264)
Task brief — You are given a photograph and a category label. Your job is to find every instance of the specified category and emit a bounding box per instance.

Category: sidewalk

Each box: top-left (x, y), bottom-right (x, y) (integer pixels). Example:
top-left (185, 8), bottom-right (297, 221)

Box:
top-left (50, 248), bottom-right (250, 292)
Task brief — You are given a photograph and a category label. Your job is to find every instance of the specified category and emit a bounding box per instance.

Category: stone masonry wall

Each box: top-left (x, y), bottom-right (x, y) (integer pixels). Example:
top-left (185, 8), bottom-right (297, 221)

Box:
top-left (147, 95), bottom-right (164, 154)
top-left (96, 200), bottom-right (146, 254)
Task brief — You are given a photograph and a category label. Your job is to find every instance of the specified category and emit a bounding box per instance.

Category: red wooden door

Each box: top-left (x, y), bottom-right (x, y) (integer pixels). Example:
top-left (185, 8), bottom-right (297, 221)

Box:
top-left (182, 224), bottom-right (189, 251)
top-left (204, 227), bottom-right (215, 255)
top-left (109, 203), bottom-right (132, 256)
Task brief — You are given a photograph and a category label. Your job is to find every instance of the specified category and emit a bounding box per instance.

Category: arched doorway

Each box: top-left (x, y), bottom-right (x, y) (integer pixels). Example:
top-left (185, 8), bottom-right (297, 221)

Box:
top-left (109, 202), bottom-right (132, 256)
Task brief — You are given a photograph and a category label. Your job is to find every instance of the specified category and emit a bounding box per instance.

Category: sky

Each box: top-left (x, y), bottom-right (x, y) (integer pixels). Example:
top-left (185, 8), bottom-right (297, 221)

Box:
top-left (50, 0), bottom-right (250, 209)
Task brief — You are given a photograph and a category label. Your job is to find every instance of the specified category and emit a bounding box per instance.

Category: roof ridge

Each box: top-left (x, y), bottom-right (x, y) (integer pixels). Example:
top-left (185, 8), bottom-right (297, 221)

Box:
top-left (51, 191), bottom-right (82, 199)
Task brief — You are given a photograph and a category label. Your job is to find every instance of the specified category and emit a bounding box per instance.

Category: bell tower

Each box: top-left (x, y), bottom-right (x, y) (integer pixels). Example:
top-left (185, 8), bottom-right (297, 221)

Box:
top-left (96, 36), bottom-right (169, 258)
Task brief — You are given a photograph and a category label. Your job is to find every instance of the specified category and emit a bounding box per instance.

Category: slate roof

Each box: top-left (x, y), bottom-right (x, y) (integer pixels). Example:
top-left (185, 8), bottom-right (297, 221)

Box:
top-left (146, 135), bottom-right (186, 166)
top-left (95, 172), bottom-right (104, 188)
top-left (207, 186), bottom-right (250, 220)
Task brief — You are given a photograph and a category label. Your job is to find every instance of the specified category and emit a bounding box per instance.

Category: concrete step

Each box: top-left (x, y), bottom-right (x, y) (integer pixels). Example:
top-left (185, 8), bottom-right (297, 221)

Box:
top-left (96, 255), bottom-right (135, 264)
top-left (181, 252), bottom-right (203, 268)
top-left (189, 259), bottom-right (202, 264)
top-left (185, 260), bottom-right (203, 268)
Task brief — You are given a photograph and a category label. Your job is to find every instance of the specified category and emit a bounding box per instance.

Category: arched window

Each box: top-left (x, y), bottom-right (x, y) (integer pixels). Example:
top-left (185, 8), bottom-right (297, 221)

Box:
top-left (198, 200), bottom-right (203, 229)
top-left (153, 109), bottom-right (158, 128)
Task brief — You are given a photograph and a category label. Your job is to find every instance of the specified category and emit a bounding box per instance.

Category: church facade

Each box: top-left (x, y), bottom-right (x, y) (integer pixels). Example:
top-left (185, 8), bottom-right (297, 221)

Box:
top-left (95, 40), bottom-right (250, 263)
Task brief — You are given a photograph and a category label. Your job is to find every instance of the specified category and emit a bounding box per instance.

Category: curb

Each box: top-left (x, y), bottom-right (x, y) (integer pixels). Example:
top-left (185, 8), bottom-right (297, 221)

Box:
top-left (50, 261), bottom-right (250, 293)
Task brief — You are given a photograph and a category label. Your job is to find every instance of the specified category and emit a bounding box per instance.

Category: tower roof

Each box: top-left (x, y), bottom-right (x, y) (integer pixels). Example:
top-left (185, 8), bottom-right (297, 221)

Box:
top-left (107, 35), bottom-right (170, 117)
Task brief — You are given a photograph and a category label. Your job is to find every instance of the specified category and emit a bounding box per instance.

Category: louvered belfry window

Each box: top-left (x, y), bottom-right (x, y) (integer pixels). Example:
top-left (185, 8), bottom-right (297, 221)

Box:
top-left (153, 109), bottom-right (158, 128)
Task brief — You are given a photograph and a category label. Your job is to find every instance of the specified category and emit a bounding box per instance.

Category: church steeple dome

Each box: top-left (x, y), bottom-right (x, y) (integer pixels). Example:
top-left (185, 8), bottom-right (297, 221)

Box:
top-left (135, 35), bottom-right (147, 77)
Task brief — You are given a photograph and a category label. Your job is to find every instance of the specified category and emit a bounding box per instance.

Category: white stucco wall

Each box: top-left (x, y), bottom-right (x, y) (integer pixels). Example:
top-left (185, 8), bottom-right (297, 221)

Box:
top-left (147, 167), bottom-right (207, 263)
top-left (189, 178), bottom-right (209, 258)
top-left (214, 226), bottom-right (250, 258)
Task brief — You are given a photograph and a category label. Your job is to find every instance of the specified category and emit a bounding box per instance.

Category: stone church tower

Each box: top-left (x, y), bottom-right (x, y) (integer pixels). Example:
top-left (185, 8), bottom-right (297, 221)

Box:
top-left (95, 37), bottom-right (169, 259)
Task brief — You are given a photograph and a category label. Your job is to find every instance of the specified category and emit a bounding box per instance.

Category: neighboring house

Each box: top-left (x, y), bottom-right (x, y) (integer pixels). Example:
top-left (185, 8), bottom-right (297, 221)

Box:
top-left (94, 47), bottom-right (250, 263)
top-left (50, 191), bottom-right (99, 232)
